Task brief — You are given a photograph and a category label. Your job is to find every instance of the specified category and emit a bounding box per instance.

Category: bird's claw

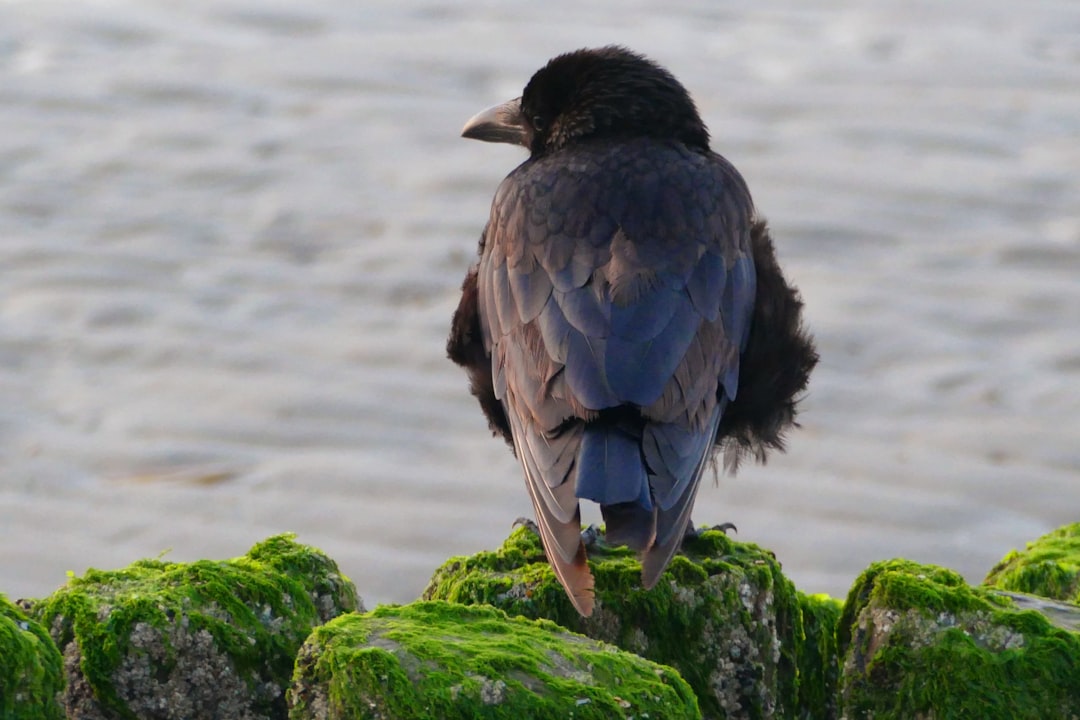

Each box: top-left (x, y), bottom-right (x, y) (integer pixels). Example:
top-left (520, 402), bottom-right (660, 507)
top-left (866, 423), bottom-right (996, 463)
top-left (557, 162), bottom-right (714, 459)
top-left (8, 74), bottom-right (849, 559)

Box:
top-left (682, 521), bottom-right (738, 544)
top-left (513, 517), bottom-right (539, 535)
top-left (580, 524), bottom-right (602, 548)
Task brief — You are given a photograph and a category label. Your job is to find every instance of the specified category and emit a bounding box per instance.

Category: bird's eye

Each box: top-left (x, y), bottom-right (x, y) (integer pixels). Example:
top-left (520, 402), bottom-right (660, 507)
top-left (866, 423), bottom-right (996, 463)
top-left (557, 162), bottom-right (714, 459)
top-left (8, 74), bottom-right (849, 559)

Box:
top-left (531, 115), bottom-right (545, 130)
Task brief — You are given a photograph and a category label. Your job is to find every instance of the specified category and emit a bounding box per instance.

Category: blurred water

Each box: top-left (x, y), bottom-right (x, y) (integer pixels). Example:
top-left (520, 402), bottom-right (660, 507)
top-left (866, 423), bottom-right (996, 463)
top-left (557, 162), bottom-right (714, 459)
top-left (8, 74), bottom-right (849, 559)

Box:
top-left (1, 0), bottom-right (1077, 605)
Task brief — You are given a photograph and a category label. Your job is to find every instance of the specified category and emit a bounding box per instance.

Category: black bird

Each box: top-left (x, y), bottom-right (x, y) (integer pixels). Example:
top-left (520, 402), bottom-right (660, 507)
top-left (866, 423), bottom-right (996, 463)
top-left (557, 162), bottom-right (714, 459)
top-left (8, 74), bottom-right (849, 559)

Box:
top-left (448, 47), bottom-right (817, 616)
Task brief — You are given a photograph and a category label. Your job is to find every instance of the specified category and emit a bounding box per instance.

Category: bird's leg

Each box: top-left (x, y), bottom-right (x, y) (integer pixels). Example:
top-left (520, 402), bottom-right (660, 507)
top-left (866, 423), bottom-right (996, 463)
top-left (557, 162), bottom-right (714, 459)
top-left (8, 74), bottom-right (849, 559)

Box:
top-left (682, 519), bottom-right (737, 544)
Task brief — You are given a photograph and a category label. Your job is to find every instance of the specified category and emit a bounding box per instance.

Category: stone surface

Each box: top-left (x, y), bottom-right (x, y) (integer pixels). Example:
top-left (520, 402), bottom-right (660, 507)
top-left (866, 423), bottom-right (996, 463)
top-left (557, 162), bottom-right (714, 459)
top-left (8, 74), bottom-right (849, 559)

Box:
top-left (423, 525), bottom-right (831, 719)
top-left (0, 594), bottom-right (64, 720)
top-left (10, 523), bottom-right (1080, 719)
top-left (985, 522), bottom-right (1080, 605)
top-left (287, 600), bottom-right (700, 720)
top-left (837, 558), bottom-right (1080, 720)
top-left (794, 592), bottom-right (842, 720)
top-left (35, 534), bottom-right (360, 720)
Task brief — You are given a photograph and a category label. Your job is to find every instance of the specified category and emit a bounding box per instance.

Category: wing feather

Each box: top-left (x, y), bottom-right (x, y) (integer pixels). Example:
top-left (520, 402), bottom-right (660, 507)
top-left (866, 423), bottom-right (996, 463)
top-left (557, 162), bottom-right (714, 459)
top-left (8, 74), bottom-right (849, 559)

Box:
top-left (640, 404), bottom-right (724, 588)
top-left (509, 261), bottom-right (554, 323)
top-left (509, 411), bottom-right (595, 616)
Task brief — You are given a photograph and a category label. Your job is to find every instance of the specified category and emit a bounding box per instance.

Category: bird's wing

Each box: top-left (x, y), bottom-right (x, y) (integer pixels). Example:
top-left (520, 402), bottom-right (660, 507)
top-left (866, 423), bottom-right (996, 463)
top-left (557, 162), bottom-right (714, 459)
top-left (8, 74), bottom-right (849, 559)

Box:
top-left (479, 142), bottom-right (756, 599)
top-left (477, 163), bottom-right (609, 615)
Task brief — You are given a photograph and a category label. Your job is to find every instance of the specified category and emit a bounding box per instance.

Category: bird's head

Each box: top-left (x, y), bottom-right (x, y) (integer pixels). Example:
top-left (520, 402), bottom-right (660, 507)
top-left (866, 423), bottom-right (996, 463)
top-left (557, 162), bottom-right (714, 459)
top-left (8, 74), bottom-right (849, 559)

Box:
top-left (462, 46), bottom-right (710, 157)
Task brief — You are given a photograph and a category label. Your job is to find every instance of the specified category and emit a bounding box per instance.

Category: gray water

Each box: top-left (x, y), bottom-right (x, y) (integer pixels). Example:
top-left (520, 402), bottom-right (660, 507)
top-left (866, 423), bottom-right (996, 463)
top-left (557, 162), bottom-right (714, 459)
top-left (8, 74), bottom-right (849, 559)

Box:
top-left (1, 0), bottom-right (1078, 606)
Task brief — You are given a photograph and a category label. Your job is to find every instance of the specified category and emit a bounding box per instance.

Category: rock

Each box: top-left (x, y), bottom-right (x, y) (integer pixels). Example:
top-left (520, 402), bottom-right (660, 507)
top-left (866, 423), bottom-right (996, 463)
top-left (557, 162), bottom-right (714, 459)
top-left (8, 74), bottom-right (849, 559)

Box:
top-left (423, 525), bottom-right (827, 719)
top-left (985, 522), bottom-right (1080, 604)
top-left (837, 559), bottom-right (1080, 719)
top-left (991, 591), bottom-right (1080, 634)
top-left (12, 524), bottom-right (1078, 718)
top-left (795, 592), bottom-right (842, 720)
top-left (35, 534), bottom-right (360, 720)
top-left (287, 600), bottom-right (701, 720)
top-left (0, 594), bottom-right (64, 720)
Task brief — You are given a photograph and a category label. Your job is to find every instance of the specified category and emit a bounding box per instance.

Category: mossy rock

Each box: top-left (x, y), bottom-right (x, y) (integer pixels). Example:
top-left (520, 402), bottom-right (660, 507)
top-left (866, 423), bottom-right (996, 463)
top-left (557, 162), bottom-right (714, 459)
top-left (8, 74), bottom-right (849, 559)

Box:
top-left (794, 592), bottom-right (842, 720)
top-left (837, 559), bottom-right (1080, 720)
top-left (36, 534), bottom-right (360, 720)
top-left (1, 594), bottom-right (64, 720)
top-left (423, 525), bottom-right (812, 719)
top-left (287, 600), bottom-right (700, 719)
top-left (985, 523), bottom-right (1080, 604)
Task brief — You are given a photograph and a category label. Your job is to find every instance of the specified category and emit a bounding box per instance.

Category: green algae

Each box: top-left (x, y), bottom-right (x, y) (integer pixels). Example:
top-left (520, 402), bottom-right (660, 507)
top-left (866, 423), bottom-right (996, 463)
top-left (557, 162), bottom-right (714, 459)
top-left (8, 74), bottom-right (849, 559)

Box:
top-left (0, 594), bottom-right (64, 720)
top-left (838, 559), bottom-right (1007, 649)
top-left (36, 534), bottom-right (358, 719)
top-left (838, 558), bottom-right (1080, 720)
top-left (287, 601), bottom-right (700, 720)
top-left (795, 592), bottom-right (841, 720)
top-left (985, 523), bottom-right (1080, 604)
top-left (424, 526), bottom-right (802, 719)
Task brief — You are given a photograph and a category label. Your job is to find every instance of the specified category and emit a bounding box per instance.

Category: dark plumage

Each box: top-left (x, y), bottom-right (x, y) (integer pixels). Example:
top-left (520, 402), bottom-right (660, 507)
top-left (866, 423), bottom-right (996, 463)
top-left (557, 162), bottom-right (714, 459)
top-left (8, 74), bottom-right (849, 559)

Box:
top-left (448, 47), bottom-right (817, 616)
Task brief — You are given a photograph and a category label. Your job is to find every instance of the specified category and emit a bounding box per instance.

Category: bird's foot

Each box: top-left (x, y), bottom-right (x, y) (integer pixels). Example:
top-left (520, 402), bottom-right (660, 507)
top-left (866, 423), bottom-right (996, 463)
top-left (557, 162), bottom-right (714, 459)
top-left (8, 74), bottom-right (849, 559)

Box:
top-left (513, 517), bottom-right (604, 549)
top-left (512, 516), bottom-right (539, 535)
top-left (580, 524), bottom-right (603, 549)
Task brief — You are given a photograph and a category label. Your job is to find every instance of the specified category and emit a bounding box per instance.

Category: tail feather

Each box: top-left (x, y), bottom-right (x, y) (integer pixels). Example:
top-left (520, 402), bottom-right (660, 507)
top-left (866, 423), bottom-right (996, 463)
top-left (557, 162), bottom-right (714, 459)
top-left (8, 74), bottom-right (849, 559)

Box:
top-left (576, 424), bottom-right (650, 507)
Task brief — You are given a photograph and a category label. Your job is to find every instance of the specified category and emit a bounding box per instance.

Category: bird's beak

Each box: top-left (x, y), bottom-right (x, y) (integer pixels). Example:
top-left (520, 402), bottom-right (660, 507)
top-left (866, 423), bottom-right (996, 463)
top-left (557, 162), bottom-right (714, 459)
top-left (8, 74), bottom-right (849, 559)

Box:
top-left (461, 97), bottom-right (530, 148)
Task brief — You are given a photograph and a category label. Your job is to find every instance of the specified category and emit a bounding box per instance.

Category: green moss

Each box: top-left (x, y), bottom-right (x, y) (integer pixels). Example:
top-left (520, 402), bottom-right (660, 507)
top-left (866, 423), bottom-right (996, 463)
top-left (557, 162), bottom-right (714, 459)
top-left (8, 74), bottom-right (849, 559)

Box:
top-left (985, 523), bottom-right (1080, 604)
top-left (0, 594), bottom-right (64, 720)
top-left (838, 559), bottom-right (1007, 652)
top-left (288, 601), bottom-right (700, 719)
top-left (795, 592), bottom-right (842, 720)
top-left (424, 526), bottom-right (802, 719)
top-left (838, 558), bottom-right (1080, 719)
top-left (36, 534), bottom-right (358, 719)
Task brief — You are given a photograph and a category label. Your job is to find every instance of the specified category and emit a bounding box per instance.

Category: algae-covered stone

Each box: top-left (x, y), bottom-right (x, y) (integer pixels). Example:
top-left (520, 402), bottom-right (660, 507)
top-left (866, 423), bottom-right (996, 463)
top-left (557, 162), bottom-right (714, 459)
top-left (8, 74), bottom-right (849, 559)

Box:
top-left (423, 526), bottom-right (804, 719)
top-left (837, 559), bottom-right (1080, 720)
top-left (1, 594), bottom-right (64, 720)
top-left (36, 534), bottom-right (360, 720)
top-left (794, 592), bottom-right (841, 720)
top-left (287, 600), bottom-right (700, 720)
top-left (985, 522), bottom-right (1080, 604)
